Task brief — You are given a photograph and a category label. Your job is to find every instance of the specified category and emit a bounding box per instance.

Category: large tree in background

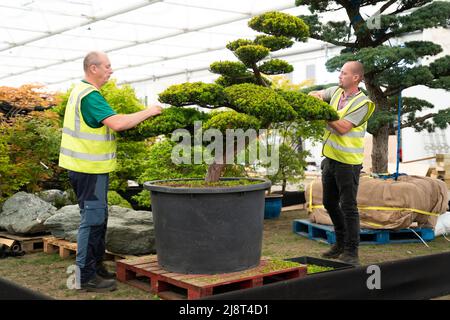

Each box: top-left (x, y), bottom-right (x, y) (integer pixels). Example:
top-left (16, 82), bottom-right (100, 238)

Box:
top-left (295, 0), bottom-right (450, 173)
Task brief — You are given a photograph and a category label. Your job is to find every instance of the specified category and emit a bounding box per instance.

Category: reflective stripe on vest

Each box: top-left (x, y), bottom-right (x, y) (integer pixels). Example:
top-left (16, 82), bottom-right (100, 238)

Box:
top-left (322, 87), bottom-right (375, 165)
top-left (60, 147), bottom-right (116, 161)
top-left (59, 82), bottom-right (117, 174)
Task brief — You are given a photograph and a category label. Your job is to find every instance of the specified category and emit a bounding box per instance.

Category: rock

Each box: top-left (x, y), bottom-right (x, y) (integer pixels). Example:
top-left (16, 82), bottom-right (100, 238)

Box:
top-left (37, 189), bottom-right (74, 208)
top-left (43, 204), bottom-right (155, 255)
top-left (106, 206), bottom-right (155, 255)
top-left (43, 205), bottom-right (80, 242)
top-left (0, 192), bottom-right (57, 234)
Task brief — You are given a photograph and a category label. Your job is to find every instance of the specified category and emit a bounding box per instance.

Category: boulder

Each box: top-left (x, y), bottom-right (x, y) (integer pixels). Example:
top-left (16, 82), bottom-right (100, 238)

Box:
top-left (106, 206), bottom-right (155, 255)
top-left (37, 189), bottom-right (74, 208)
top-left (43, 204), bottom-right (155, 255)
top-left (43, 205), bottom-right (80, 242)
top-left (0, 192), bottom-right (57, 234)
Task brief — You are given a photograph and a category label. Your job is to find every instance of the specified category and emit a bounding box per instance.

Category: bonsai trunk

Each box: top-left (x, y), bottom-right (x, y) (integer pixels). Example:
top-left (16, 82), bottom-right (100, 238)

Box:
top-left (205, 162), bottom-right (226, 183)
top-left (282, 178), bottom-right (287, 193)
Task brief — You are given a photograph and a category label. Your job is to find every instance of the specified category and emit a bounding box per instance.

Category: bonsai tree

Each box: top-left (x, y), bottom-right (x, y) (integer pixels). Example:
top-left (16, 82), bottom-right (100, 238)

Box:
top-left (121, 11), bottom-right (339, 183)
top-left (294, 0), bottom-right (450, 173)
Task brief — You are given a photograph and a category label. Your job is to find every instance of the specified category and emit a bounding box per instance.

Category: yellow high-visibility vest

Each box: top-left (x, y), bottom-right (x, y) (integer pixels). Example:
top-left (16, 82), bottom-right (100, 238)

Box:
top-left (322, 87), bottom-right (375, 165)
top-left (59, 82), bottom-right (117, 173)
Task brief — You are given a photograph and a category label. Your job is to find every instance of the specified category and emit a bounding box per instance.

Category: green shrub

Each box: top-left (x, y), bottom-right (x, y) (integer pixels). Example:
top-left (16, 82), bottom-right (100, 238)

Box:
top-left (108, 191), bottom-right (132, 208)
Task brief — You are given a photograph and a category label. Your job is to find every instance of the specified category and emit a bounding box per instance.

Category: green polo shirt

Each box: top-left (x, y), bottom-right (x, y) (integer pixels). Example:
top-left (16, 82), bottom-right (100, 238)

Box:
top-left (80, 80), bottom-right (116, 128)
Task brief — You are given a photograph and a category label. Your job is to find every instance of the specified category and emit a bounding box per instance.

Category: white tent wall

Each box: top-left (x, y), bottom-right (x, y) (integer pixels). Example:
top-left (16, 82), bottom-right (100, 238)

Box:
top-left (1, 1), bottom-right (449, 172)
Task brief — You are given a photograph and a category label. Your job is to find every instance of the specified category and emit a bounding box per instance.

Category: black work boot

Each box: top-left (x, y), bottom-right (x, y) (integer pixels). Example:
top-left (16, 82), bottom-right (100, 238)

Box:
top-left (80, 275), bottom-right (117, 292)
top-left (322, 231), bottom-right (344, 259)
top-left (321, 243), bottom-right (344, 259)
top-left (96, 262), bottom-right (116, 279)
top-left (339, 248), bottom-right (360, 266)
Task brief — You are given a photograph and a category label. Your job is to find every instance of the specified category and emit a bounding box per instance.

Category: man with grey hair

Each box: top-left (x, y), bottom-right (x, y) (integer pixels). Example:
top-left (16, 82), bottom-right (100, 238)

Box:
top-left (59, 51), bottom-right (162, 292)
top-left (308, 61), bottom-right (375, 265)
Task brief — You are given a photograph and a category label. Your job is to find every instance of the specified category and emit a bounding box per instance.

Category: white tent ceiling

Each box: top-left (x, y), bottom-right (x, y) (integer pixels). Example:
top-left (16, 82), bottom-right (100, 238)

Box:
top-left (1, 0), bottom-right (330, 90)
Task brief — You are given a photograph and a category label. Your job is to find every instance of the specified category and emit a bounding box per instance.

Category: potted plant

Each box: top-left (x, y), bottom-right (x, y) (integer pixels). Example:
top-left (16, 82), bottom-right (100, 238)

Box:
top-left (121, 11), bottom-right (338, 274)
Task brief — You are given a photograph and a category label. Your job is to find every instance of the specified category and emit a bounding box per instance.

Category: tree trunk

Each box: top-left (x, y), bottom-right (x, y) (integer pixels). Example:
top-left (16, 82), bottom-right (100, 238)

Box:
top-left (364, 75), bottom-right (391, 174)
top-left (371, 124), bottom-right (389, 174)
top-left (205, 162), bottom-right (226, 183)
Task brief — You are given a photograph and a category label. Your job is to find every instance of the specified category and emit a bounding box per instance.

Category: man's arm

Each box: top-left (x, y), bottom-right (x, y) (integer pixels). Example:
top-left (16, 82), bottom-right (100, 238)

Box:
top-left (102, 105), bottom-right (162, 132)
top-left (329, 104), bottom-right (370, 135)
top-left (308, 90), bottom-right (325, 100)
top-left (327, 119), bottom-right (354, 135)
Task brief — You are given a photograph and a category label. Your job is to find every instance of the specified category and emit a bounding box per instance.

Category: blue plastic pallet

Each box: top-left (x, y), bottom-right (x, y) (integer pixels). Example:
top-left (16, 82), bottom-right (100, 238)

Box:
top-left (292, 219), bottom-right (435, 245)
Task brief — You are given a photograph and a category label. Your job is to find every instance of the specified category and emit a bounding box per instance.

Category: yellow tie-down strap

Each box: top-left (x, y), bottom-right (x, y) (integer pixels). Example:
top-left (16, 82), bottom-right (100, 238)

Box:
top-left (307, 180), bottom-right (439, 218)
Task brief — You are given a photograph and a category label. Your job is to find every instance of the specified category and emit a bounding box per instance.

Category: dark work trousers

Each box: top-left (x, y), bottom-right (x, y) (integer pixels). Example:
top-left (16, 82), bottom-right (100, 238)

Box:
top-left (68, 171), bottom-right (109, 284)
top-left (321, 157), bottom-right (362, 250)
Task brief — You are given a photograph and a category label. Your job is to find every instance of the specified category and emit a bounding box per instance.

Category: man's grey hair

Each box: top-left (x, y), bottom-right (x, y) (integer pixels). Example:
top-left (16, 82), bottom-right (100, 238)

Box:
top-left (83, 51), bottom-right (104, 72)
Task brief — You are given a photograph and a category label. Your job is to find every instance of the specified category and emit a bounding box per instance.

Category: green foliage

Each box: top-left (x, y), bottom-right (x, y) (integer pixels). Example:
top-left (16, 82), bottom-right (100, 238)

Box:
top-left (248, 11), bottom-right (309, 41)
top-left (388, 1), bottom-right (450, 37)
top-left (0, 111), bottom-right (63, 201)
top-left (376, 66), bottom-right (435, 90)
top-left (404, 41), bottom-right (443, 58)
top-left (134, 139), bottom-right (207, 207)
top-left (0, 129), bottom-right (29, 203)
top-left (214, 75), bottom-right (259, 87)
top-left (298, 14), bottom-right (350, 45)
top-left (275, 89), bottom-right (338, 121)
top-left (137, 139), bottom-right (207, 184)
top-left (429, 56), bottom-right (450, 90)
top-left (367, 111), bottom-right (396, 135)
top-left (109, 140), bottom-right (150, 191)
top-left (203, 110), bottom-right (261, 132)
top-left (224, 84), bottom-right (297, 125)
top-left (307, 264), bottom-right (334, 274)
top-left (259, 59), bottom-right (294, 75)
top-left (226, 39), bottom-right (254, 52)
top-left (234, 45), bottom-right (270, 68)
top-left (210, 61), bottom-right (257, 86)
top-left (429, 76), bottom-right (450, 91)
top-left (159, 82), bottom-right (227, 107)
top-left (265, 143), bottom-right (307, 192)
top-left (100, 80), bottom-right (144, 114)
top-left (108, 191), bottom-right (132, 208)
top-left (429, 56), bottom-right (450, 78)
top-left (295, 0), bottom-right (336, 13)
top-left (118, 107), bottom-right (208, 140)
top-left (254, 35), bottom-right (293, 52)
top-left (210, 61), bottom-right (248, 77)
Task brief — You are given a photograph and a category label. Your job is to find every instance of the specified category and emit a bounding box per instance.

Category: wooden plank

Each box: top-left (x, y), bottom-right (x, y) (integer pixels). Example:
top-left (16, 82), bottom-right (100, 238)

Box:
top-left (0, 231), bottom-right (48, 241)
top-left (0, 238), bottom-right (16, 247)
top-left (0, 232), bottom-right (45, 253)
top-left (116, 256), bottom-right (308, 300)
top-left (43, 236), bottom-right (137, 260)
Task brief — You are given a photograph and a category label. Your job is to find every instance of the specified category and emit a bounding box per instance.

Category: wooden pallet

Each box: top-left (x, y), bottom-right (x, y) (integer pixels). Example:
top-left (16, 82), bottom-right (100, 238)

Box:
top-left (42, 236), bottom-right (134, 260)
top-left (116, 255), bottom-right (307, 300)
top-left (0, 231), bottom-right (48, 253)
top-left (293, 219), bottom-right (435, 245)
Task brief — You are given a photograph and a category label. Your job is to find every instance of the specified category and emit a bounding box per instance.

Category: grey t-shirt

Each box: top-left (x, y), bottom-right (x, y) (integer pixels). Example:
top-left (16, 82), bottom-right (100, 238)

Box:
top-left (323, 86), bottom-right (369, 127)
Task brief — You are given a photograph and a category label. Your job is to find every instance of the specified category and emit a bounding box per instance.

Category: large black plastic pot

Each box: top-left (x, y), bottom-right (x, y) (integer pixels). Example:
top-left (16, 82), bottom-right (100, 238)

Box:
top-left (144, 177), bottom-right (271, 274)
